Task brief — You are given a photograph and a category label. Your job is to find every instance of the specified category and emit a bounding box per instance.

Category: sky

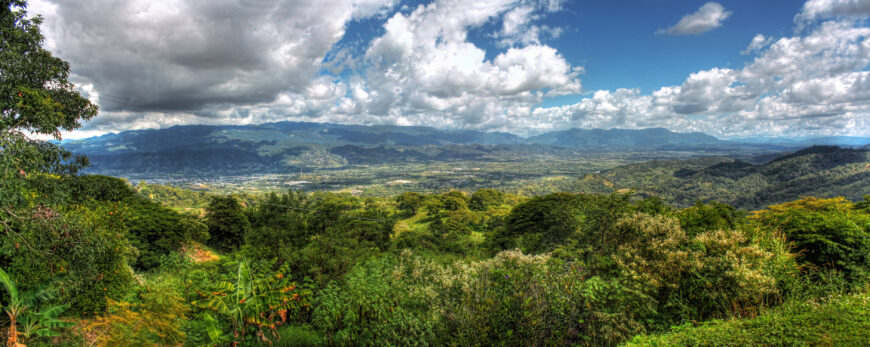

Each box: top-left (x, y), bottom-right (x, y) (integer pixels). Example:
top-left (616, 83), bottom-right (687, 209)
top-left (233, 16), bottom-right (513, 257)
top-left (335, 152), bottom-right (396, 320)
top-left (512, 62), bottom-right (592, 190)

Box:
top-left (24, 0), bottom-right (870, 139)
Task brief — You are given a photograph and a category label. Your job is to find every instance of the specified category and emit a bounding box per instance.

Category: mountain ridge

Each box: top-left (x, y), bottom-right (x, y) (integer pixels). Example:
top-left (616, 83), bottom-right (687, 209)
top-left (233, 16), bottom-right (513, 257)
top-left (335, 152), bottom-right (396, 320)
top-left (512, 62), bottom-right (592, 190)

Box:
top-left (576, 145), bottom-right (870, 209)
top-left (60, 121), bottom-right (863, 175)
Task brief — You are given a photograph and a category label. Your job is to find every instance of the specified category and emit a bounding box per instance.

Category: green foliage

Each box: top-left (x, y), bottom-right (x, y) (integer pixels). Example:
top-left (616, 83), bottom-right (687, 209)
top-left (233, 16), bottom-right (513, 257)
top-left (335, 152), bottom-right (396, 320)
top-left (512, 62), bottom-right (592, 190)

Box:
top-left (395, 191), bottom-right (425, 215)
top-left (0, 201), bottom-right (135, 313)
top-left (0, 267), bottom-right (72, 346)
top-left (274, 325), bottom-right (325, 347)
top-left (677, 201), bottom-right (741, 237)
top-left (1, 0), bottom-right (97, 207)
top-left (434, 250), bottom-right (646, 346)
top-left (243, 191), bottom-right (396, 285)
top-left (0, 0), bottom-right (98, 137)
top-left (66, 175), bottom-right (206, 270)
top-left (193, 260), bottom-right (311, 345)
top-left (313, 255), bottom-right (438, 346)
top-left (752, 197), bottom-right (870, 280)
top-left (135, 180), bottom-right (214, 211)
top-left (493, 193), bottom-right (585, 253)
top-left (580, 212), bottom-right (790, 328)
top-left (205, 195), bottom-right (250, 252)
top-left (469, 188), bottom-right (505, 211)
top-left (495, 192), bottom-right (633, 254)
top-left (626, 288), bottom-right (870, 346)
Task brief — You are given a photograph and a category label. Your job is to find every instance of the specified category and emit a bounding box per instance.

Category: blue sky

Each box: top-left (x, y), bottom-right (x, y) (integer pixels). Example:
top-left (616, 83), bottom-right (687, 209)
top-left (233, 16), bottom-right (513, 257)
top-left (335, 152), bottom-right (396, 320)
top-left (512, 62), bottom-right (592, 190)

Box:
top-left (28, 0), bottom-right (870, 139)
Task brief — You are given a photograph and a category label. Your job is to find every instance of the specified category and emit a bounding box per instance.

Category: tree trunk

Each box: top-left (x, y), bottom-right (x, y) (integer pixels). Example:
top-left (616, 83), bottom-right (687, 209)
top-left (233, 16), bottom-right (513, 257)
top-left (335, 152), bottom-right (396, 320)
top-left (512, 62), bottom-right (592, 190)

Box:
top-left (6, 312), bottom-right (20, 347)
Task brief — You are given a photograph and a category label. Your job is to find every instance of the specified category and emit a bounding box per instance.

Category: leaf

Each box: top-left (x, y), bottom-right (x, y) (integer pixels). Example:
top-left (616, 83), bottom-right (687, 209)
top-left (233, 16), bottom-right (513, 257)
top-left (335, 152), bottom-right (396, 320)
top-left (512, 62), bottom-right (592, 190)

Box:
top-left (0, 267), bottom-right (20, 303)
top-left (203, 312), bottom-right (224, 343)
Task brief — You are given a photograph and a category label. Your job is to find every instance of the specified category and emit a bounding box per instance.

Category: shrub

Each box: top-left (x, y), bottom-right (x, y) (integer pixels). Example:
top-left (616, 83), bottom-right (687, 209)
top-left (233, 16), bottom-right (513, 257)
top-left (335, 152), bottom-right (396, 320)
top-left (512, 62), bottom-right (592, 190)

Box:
top-left (313, 256), bottom-right (438, 346)
top-left (470, 188), bottom-right (505, 211)
top-left (751, 197), bottom-right (870, 280)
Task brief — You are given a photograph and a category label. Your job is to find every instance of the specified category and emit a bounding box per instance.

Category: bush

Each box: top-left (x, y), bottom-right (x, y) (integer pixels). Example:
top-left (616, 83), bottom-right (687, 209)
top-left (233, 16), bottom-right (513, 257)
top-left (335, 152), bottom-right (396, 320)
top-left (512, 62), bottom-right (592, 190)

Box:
top-left (313, 256), bottom-right (438, 346)
top-left (470, 188), bottom-right (505, 211)
top-left (275, 325), bottom-right (325, 347)
top-left (583, 213), bottom-right (792, 328)
top-left (751, 197), bottom-right (870, 280)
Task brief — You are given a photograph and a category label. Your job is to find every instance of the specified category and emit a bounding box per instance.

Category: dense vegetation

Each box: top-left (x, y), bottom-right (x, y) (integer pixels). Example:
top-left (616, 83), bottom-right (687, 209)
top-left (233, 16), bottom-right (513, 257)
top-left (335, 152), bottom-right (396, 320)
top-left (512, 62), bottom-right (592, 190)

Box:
top-left (4, 169), bottom-right (870, 345)
top-left (3, 2), bottom-right (869, 346)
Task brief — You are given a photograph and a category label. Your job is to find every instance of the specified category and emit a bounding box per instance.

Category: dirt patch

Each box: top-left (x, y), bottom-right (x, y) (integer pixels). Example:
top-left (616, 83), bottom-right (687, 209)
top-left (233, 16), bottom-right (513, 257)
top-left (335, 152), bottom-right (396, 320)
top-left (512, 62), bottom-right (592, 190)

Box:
top-left (181, 243), bottom-right (219, 263)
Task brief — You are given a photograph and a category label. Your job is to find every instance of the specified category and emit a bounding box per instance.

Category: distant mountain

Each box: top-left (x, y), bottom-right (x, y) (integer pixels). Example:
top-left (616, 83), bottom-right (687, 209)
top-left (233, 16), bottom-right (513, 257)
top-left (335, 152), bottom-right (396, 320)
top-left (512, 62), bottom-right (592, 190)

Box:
top-left (62, 121), bottom-right (771, 175)
top-left (733, 136), bottom-right (870, 148)
top-left (527, 128), bottom-right (726, 149)
top-left (576, 146), bottom-right (870, 209)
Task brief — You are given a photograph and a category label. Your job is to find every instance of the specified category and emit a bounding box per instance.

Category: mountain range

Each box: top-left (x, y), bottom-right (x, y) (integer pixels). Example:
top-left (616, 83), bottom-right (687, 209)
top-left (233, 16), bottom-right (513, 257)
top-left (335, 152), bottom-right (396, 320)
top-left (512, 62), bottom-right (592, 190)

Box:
top-left (61, 121), bottom-right (870, 175)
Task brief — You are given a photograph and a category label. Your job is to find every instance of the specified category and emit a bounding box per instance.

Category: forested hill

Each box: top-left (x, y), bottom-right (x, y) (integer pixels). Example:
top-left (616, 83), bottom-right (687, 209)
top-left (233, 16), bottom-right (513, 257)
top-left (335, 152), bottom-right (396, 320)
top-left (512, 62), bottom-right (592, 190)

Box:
top-left (61, 122), bottom-right (747, 174)
top-left (526, 127), bottom-right (724, 148)
top-left (577, 145), bottom-right (870, 209)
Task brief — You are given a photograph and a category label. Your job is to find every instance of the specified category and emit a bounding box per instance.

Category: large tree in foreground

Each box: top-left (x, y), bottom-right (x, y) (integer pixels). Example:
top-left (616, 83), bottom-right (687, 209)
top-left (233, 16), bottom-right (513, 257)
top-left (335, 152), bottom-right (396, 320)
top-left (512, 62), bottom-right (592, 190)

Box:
top-left (1, 0), bottom-right (98, 206)
top-left (0, 1), bottom-right (134, 336)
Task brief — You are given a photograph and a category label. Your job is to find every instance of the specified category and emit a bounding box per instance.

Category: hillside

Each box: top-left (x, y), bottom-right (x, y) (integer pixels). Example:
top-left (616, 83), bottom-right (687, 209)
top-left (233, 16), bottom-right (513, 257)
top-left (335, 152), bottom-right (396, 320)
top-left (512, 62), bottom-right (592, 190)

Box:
top-left (527, 127), bottom-right (726, 149)
top-left (62, 122), bottom-right (747, 175)
top-left (576, 146), bottom-right (870, 209)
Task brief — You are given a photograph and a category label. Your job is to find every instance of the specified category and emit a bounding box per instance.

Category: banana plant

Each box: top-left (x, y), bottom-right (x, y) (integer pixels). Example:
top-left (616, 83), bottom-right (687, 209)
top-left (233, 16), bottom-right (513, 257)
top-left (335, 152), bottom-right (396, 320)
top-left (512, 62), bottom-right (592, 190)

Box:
top-left (194, 261), bottom-right (310, 345)
top-left (0, 267), bottom-right (71, 347)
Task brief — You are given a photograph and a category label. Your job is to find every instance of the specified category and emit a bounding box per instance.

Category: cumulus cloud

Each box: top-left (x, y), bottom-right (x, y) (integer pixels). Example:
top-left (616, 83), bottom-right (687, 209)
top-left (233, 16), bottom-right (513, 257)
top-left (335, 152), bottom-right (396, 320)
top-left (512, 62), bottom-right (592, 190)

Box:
top-left (357, 0), bottom-right (581, 127)
top-left (30, 0), bottom-right (396, 114)
top-left (741, 34), bottom-right (772, 55)
top-left (657, 2), bottom-right (732, 35)
top-left (521, 18), bottom-right (870, 138)
top-left (26, 0), bottom-right (870, 139)
top-left (796, 0), bottom-right (870, 23)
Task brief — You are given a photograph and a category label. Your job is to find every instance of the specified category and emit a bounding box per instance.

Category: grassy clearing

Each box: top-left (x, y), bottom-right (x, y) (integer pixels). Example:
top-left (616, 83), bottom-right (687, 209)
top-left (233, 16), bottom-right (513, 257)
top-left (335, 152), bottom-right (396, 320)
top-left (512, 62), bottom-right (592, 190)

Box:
top-left (393, 211), bottom-right (431, 236)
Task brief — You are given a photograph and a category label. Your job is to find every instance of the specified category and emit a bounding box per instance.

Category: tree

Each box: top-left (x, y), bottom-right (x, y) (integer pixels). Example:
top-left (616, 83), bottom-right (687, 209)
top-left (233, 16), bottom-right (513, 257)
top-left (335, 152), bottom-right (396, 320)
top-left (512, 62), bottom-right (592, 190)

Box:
top-left (204, 196), bottom-right (250, 252)
top-left (395, 192), bottom-right (425, 215)
top-left (493, 193), bottom-right (586, 253)
top-left (470, 188), bottom-right (504, 211)
top-left (1, 0), bottom-right (98, 206)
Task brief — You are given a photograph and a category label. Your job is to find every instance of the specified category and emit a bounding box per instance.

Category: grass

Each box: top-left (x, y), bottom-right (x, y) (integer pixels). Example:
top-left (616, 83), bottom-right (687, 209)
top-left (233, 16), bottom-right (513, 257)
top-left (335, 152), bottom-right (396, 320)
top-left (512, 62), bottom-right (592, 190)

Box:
top-left (393, 211), bottom-right (432, 237)
top-left (624, 287), bottom-right (870, 346)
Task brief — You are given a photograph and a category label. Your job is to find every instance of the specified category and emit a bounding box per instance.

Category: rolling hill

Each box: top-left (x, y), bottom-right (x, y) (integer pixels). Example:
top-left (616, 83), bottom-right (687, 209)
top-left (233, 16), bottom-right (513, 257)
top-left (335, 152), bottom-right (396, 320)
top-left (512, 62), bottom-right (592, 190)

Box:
top-left (576, 146), bottom-right (870, 209)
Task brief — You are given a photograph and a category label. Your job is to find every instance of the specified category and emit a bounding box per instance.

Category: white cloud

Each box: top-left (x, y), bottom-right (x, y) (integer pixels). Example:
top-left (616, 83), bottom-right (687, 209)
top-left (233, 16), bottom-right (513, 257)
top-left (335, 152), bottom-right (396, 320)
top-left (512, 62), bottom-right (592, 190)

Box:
top-left (31, 0), bottom-right (870, 140)
top-left (513, 17), bottom-right (870, 138)
top-left (796, 0), bottom-right (870, 23)
top-left (741, 34), bottom-right (773, 54)
top-left (657, 2), bottom-right (732, 35)
top-left (358, 0), bottom-right (582, 126)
